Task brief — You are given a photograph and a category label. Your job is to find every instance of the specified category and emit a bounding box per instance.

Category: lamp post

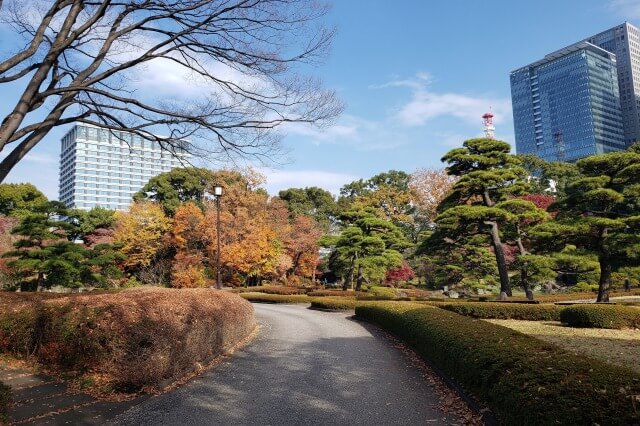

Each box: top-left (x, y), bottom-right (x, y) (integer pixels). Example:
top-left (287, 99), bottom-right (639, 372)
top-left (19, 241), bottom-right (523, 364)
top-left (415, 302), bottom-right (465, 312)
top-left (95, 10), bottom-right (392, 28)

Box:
top-left (204, 185), bottom-right (224, 289)
top-left (213, 185), bottom-right (223, 289)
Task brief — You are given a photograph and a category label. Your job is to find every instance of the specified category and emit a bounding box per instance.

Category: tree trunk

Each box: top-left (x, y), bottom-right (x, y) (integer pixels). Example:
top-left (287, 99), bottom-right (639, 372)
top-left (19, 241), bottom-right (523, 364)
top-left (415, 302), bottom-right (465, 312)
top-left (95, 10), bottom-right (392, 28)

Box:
top-left (515, 226), bottom-right (533, 300)
top-left (355, 264), bottom-right (364, 291)
top-left (521, 267), bottom-right (534, 301)
top-left (343, 256), bottom-right (355, 291)
top-left (597, 257), bottom-right (611, 303)
top-left (488, 221), bottom-right (511, 299)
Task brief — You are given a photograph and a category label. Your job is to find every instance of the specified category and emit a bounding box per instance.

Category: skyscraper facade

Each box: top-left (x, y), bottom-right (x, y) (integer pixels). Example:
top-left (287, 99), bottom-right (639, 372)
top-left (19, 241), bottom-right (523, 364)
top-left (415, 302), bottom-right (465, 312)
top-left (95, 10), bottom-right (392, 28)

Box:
top-left (59, 123), bottom-right (191, 211)
top-left (511, 42), bottom-right (625, 162)
top-left (586, 22), bottom-right (640, 145)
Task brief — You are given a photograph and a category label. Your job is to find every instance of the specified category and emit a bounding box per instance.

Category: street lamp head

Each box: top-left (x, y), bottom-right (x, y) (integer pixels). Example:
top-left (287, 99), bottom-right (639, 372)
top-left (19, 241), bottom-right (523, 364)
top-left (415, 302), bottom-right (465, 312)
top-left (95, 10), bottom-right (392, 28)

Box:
top-left (213, 185), bottom-right (223, 197)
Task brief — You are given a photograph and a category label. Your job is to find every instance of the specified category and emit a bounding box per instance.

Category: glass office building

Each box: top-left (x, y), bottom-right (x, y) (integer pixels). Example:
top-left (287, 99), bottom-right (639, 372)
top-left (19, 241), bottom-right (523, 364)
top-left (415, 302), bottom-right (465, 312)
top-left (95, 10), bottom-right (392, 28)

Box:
top-left (511, 42), bottom-right (625, 162)
top-left (59, 123), bottom-right (191, 210)
top-left (586, 22), bottom-right (640, 146)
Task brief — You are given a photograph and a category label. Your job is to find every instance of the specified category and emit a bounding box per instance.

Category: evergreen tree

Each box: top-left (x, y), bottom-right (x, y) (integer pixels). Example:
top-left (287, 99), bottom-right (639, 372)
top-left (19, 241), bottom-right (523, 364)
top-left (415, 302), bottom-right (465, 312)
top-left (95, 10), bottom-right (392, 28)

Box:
top-left (331, 209), bottom-right (408, 290)
top-left (534, 149), bottom-right (640, 301)
top-left (438, 138), bottom-right (527, 298)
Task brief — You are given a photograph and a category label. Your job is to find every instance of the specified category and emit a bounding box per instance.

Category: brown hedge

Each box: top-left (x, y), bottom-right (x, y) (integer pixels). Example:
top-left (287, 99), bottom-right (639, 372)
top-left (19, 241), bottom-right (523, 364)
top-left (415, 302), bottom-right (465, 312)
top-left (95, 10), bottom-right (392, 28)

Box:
top-left (0, 288), bottom-right (255, 393)
top-left (560, 305), bottom-right (640, 329)
top-left (356, 302), bottom-right (640, 425)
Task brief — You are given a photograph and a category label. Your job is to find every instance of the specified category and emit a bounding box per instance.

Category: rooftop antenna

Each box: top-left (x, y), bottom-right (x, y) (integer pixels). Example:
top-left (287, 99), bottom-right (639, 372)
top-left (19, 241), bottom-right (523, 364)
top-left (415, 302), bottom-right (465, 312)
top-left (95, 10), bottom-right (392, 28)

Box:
top-left (482, 109), bottom-right (495, 139)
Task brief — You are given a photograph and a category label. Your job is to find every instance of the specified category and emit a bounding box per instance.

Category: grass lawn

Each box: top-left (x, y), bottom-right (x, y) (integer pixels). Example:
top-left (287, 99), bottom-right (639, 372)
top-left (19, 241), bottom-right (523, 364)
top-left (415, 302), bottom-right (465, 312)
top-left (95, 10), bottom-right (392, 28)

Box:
top-left (487, 319), bottom-right (640, 374)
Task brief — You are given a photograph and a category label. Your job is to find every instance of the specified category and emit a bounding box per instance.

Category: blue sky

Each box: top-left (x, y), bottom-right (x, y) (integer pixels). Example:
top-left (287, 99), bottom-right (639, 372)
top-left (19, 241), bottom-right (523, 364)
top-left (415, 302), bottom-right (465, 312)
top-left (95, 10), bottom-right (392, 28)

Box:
top-left (1, 0), bottom-right (639, 198)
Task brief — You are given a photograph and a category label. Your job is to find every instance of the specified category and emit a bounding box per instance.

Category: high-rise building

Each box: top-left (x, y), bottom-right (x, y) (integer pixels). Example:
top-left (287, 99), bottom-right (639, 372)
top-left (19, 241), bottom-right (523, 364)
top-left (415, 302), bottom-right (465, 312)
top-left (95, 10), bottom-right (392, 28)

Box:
top-left (59, 123), bottom-right (191, 210)
top-left (586, 22), bottom-right (640, 145)
top-left (511, 42), bottom-right (625, 162)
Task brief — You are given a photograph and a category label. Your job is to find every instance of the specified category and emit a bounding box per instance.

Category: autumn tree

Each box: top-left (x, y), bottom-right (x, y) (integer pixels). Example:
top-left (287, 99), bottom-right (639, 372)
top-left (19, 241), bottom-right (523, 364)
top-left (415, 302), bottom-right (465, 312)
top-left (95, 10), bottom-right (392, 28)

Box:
top-left (438, 138), bottom-right (528, 299)
top-left (165, 202), bottom-right (208, 288)
top-left (0, 0), bottom-right (341, 180)
top-left (409, 168), bottom-right (457, 241)
top-left (114, 202), bottom-right (171, 274)
top-left (385, 263), bottom-right (415, 287)
top-left (284, 215), bottom-right (323, 280)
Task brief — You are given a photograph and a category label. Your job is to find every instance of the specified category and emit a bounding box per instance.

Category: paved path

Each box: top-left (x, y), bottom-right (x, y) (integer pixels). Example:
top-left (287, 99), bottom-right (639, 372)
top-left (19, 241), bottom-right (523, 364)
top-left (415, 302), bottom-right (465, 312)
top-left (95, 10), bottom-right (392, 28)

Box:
top-left (110, 304), bottom-right (455, 425)
top-left (0, 362), bottom-right (143, 425)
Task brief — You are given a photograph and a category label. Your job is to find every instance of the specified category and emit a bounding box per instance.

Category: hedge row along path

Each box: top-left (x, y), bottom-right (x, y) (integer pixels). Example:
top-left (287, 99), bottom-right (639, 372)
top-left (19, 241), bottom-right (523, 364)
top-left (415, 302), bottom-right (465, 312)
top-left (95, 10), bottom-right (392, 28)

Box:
top-left (110, 304), bottom-right (478, 425)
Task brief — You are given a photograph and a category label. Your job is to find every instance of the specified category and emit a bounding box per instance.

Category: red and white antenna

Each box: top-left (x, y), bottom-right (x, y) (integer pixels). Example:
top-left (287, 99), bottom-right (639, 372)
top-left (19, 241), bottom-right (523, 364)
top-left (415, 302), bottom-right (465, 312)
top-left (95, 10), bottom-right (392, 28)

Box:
top-left (482, 109), bottom-right (495, 139)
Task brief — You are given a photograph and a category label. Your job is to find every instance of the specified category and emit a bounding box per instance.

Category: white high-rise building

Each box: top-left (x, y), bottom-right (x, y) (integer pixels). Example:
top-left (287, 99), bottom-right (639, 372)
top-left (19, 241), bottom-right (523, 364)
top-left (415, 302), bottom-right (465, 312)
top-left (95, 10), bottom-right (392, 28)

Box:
top-left (59, 123), bottom-right (191, 210)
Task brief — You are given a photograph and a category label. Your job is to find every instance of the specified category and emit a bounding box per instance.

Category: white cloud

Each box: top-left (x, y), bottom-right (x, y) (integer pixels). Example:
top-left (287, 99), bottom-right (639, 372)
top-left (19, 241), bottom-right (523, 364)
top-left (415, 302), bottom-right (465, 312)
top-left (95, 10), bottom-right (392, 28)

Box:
top-left (261, 169), bottom-right (359, 196)
top-left (609, 0), bottom-right (640, 19)
top-left (376, 74), bottom-right (511, 127)
top-left (283, 114), bottom-right (409, 151)
top-left (23, 153), bottom-right (58, 165)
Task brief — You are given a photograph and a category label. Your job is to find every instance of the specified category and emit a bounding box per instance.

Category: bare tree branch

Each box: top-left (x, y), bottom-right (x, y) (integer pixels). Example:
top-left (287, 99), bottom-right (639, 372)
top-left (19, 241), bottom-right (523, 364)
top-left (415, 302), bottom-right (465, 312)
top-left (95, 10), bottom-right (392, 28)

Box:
top-left (0, 0), bottom-right (342, 181)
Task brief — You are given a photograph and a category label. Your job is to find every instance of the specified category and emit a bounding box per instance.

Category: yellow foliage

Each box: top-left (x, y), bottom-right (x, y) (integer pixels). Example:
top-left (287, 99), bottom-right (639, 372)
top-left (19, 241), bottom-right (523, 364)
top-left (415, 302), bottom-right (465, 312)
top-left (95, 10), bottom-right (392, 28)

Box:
top-left (114, 202), bottom-right (171, 270)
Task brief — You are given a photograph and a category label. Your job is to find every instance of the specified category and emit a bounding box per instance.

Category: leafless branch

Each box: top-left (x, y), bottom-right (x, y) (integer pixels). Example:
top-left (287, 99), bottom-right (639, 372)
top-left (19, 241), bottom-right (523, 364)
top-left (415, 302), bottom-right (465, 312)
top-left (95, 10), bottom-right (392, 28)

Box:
top-left (0, 0), bottom-right (342, 180)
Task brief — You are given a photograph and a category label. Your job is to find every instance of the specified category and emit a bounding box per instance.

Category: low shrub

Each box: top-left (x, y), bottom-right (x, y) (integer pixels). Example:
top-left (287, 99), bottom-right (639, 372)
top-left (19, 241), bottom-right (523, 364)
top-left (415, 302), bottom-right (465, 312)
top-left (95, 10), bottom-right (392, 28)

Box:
top-left (307, 290), bottom-right (363, 297)
top-left (439, 302), bottom-right (563, 321)
top-left (0, 381), bottom-right (9, 424)
top-left (356, 303), bottom-right (640, 425)
top-left (239, 293), bottom-right (312, 304)
top-left (310, 297), bottom-right (361, 310)
top-left (0, 288), bottom-right (255, 393)
top-left (560, 305), bottom-right (640, 329)
top-left (234, 286), bottom-right (307, 295)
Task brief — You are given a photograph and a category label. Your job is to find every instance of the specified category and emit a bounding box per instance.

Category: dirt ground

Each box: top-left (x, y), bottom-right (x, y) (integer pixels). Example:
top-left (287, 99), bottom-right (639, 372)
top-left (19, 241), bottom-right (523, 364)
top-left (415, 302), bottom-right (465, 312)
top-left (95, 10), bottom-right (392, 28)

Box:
top-left (486, 319), bottom-right (640, 374)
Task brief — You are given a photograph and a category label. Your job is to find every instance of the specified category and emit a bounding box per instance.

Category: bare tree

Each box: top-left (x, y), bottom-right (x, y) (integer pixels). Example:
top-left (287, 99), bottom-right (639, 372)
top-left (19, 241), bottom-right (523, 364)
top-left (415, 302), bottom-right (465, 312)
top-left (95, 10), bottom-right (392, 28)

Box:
top-left (0, 0), bottom-right (342, 181)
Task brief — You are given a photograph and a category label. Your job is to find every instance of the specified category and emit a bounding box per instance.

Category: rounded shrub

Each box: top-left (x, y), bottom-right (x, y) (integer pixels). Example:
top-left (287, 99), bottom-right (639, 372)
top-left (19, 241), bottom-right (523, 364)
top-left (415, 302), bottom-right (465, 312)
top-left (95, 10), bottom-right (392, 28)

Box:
top-left (560, 304), bottom-right (640, 329)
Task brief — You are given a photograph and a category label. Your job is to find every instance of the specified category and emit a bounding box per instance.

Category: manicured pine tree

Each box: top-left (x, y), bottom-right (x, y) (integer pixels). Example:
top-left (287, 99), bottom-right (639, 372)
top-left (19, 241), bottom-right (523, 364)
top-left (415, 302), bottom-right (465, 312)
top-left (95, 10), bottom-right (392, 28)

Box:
top-left (438, 138), bottom-right (528, 298)
top-left (497, 199), bottom-right (551, 300)
top-left (535, 148), bottom-right (640, 302)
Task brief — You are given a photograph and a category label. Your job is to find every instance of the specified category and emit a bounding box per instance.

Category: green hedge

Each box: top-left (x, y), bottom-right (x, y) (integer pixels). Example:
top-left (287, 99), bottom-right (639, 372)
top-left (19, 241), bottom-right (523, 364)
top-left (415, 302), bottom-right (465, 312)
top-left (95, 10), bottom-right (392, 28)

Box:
top-left (355, 303), bottom-right (640, 425)
top-left (0, 381), bottom-right (9, 424)
top-left (439, 302), bottom-right (563, 321)
top-left (239, 293), bottom-right (312, 304)
top-left (560, 305), bottom-right (640, 329)
top-left (310, 297), bottom-right (361, 310)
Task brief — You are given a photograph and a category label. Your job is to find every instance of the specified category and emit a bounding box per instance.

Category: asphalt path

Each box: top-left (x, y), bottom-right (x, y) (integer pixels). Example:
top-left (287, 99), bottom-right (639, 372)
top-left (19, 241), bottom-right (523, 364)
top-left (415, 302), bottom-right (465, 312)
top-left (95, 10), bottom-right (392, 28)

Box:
top-left (110, 304), bottom-right (455, 425)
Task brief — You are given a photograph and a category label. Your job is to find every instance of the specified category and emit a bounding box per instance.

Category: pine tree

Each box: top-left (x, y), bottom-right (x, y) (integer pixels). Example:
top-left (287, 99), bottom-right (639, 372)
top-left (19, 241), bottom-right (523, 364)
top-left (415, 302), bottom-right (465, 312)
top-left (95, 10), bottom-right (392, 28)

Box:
top-left (438, 138), bottom-right (527, 298)
top-left (534, 149), bottom-right (640, 301)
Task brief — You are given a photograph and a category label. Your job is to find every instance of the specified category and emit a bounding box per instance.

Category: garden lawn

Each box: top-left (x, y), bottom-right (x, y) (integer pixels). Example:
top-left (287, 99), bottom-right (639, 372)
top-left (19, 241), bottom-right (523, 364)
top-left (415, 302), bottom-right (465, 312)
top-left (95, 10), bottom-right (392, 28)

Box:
top-left (487, 319), bottom-right (640, 374)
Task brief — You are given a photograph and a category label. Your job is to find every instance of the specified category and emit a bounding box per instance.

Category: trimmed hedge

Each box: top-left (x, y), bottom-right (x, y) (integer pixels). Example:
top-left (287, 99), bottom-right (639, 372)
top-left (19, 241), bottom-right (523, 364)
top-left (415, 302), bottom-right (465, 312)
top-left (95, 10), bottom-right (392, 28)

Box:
top-left (0, 288), bottom-right (255, 393)
top-left (310, 297), bottom-right (361, 310)
top-left (439, 302), bottom-right (563, 321)
top-left (239, 293), bottom-right (312, 304)
top-left (0, 381), bottom-right (9, 424)
top-left (356, 302), bottom-right (640, 425)
top-left (560, 305), bottom-right (640, 329)
top-left (307, 290), bottom-right (364, 297)
top-left (231, 286), bottom-right (307, 295)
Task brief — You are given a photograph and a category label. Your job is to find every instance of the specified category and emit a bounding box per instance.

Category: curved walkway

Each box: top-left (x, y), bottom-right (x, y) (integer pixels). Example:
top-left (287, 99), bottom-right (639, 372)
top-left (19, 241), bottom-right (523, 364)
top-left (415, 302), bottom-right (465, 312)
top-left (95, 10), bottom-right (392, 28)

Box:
top-left (110, 304), bottom-right (462, 425)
